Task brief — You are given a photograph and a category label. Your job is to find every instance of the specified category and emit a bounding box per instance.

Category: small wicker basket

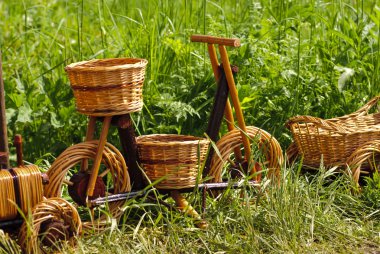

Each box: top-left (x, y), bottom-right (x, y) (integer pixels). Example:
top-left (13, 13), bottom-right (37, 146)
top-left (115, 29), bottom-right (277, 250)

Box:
top-left (136, 134), bottom-right (210, 189)
top-left (286, 96), bottom-right (380, 168)
top-left (65, 58), bottom-right (148, 116)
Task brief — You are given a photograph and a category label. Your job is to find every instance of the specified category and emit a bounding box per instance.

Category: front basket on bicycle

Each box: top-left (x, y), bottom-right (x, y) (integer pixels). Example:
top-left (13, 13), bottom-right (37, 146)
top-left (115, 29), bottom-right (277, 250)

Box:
top-left (65, 58), bottom-right (148, 116)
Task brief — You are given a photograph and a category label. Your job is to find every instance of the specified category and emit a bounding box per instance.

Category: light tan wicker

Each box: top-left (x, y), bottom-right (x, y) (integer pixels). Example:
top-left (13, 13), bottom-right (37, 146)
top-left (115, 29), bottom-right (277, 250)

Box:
top-left (209, 126), bottom-right (284, 182)
top-left (136, 134), bottom-right (210, 189)
top-left (346, 140), bottom-right (380, 184)
top-left (44, 141), bottom-right (130, 231)
top-left (65, 58), bottom-right (148, 116)
top-left (0, 165), bottom-right (43, 222)
top-left (286, 96), bottom-right (380, 168)
top-left (18, 197), bottom-right (82, 253)
top-left (285, 142), bottom-right (299, 165)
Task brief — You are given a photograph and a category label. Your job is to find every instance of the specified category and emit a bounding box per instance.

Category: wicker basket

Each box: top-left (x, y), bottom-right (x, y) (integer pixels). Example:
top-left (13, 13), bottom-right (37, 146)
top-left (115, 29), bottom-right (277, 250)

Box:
top-left (65, 58), bottom-right (148, 116)
top-left (286, 96), bottom-right (380, 168)
top-left (136, 134), bottom-right (210, 189)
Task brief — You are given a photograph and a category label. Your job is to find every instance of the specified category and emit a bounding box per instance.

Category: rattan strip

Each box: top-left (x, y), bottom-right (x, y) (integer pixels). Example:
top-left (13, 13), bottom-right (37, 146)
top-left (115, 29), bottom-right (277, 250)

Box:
top-left (0, 170), bottom-right (16, 221)
top-left (0, 165), bottom-right (43, 222)
top-left (346, 140), bottom-right (380, 184)
top-left (15, 165), bottom-right (44, 217)
top-left (72, 81), bottom-right (143, 116)
top-left (330, 96), bottom-right (380, 121)
top-left (44, 141), bottom-right (130, 231)
top-left (285, 142), bottom-right (299, 165)
top-left (286, 96), bottom-right (380, 168)
top-left (65, 58), bottom-right (148, 116)
top-left (18, 197), bottom-right (82, 254)
top-left (136, 134), bottom-right (210, 189)
top-left (209, 126), bottom-right (284, 183)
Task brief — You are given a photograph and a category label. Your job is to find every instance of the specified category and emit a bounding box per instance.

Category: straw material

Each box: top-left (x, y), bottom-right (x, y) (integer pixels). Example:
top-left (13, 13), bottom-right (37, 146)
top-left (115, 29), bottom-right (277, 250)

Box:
top-left (285, 142), bottom-right (299, 165)
top-left (18, 197), bottom-right (82, 254)
top-left (136, 134), bottom-right (210, 189)
top-left (65, 58), bottom-right (148, 116)
top-left (209, 126), bottom-right (284, 182)
top-left (0, 165), bottom-right (43, 221)
top-left (286, 96), bottom-right (380, 168)
top-left (346, 140), bottom-right (380, 184)
top-left (44, 140), bottom-right (130, 231)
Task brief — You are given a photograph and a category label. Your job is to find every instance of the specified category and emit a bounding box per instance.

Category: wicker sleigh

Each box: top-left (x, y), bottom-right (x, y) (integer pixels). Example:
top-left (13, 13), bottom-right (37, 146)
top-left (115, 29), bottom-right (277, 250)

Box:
top-left (286, 96), bottom-right (380, 168)
top-left (65, 58), bottom-right (148, 116)
top-left (136, 134), bottom-right (210, 189)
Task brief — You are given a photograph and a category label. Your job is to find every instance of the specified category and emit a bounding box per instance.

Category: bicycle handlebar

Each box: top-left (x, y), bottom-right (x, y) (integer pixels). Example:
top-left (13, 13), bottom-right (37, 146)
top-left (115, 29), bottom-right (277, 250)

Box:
top-left (191, 34), bottom-right (240, 47)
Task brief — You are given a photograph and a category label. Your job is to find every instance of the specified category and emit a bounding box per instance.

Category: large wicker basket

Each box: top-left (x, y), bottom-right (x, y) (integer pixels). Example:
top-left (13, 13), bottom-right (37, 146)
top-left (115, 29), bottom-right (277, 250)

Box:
top-left (65, 58), bottom-right (148, 116)
top-left (136, 134), bottom-right (210, 189)
top-left (286, 96), bottom-right (380, 168)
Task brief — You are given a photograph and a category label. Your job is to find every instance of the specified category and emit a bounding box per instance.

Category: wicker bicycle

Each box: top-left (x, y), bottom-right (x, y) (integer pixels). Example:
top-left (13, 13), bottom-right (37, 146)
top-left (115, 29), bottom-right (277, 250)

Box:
top-left (42, 35), bottom-right (284, 233)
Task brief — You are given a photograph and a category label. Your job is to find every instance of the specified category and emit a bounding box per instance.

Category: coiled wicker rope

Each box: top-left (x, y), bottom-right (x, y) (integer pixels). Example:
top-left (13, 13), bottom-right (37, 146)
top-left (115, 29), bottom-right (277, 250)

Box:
top-left (137, 134), bottom-right (210, 189)
top-left (0, 165), bottom-right (43, 221)
top-left (209, 126), bottom-right (284, 182)
top-left (18, 197), bottom-right (82, 254)
top-left (346, 140), bottom-right (380, 184)
top-left (65, 58), bottom-right (148, 116)
top-left (44, 141), bottom-right (131, 231)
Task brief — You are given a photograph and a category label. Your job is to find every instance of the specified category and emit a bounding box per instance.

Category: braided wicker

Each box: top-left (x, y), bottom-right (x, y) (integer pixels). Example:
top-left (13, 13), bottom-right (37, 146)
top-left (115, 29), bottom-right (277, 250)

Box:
top-left (136, 134), bottom-right (210, 189)
top-left (44, 141), bottom-right (130, 231)
top-left (209, 126), bottom-right (284, 182)
top-left (346, 140), bottom-right (380, 184)
top-left (18, 197), bottom-right (82, 253)
top-left (0, 165), bottom-right (43, 221)
top-left (286, 96), bottom-right (380, 168)
top-left (65, 58), bottom-right (148, 116)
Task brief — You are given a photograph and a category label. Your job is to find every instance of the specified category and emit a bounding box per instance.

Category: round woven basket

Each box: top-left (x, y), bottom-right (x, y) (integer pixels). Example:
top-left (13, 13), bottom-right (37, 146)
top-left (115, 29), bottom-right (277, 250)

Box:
top-left (136, 134), bottom-right (210, 189)
top-left (65, 58), bottom-right (148, 116)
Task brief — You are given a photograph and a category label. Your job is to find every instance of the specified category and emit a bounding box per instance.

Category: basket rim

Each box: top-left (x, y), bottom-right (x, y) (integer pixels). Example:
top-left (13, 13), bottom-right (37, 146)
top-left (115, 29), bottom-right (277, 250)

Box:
top-left (288, 112), bottom-right (380, 135)
top-left (136, 134), bottom-right (209, 146)
top-left (65, 58), bottom-right (148, 72)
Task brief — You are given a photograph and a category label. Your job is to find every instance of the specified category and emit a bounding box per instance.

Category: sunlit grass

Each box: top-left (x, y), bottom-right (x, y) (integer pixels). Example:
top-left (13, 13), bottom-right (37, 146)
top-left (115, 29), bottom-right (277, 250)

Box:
top-left (50, 166), bottom-right (379, 253)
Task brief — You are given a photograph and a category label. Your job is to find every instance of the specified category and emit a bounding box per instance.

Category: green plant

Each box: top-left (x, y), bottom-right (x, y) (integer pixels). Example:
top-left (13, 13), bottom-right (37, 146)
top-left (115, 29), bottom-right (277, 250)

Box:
top-left (362, 170), bottom-right (380, 209)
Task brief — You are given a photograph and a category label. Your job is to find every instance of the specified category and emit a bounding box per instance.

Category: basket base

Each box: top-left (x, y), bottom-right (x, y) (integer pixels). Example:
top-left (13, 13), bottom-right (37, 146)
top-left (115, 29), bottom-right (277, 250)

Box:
top-left (76, 104), bottom-right (143, 116)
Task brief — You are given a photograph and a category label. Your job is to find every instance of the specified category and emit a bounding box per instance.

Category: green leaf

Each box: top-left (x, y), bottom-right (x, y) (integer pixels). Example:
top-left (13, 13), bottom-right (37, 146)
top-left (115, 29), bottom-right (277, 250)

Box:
top-left (16, 101), bottom-right (32, 123)
top-left (50, 111), bottom-right (64, 128)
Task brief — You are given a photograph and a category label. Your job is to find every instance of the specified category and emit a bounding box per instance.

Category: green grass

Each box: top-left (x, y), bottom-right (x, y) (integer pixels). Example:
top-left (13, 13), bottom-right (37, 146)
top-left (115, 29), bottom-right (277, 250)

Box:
top-left (2, 166), bottom-right (379, 253)
top-left (1, 0), bottom-right (380, 253)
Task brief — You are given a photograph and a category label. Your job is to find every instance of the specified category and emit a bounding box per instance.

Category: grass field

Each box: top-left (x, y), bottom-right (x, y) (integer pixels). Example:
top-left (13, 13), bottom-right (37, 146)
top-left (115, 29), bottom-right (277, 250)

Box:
top-left (1, 0), bottom-right (380, 253)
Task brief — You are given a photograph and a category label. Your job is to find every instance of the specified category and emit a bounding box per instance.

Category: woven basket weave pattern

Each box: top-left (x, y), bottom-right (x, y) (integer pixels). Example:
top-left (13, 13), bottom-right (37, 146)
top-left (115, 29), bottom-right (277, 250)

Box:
top-left (137, 134), bottom-right (210, 189)
top-left (287, 96), bottom-right (380, 168)
top-left (65, 58), bottom-right (148, 116)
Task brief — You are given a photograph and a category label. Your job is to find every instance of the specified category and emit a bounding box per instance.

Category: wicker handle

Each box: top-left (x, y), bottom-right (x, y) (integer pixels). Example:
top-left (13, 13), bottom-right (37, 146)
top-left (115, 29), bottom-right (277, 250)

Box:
top-left (329, 96), bottom-right (380, 122)
top-left (286, 115), bottom-right (352, 133)
top-left (352, 96), bottom-right (380, 116)
top-left (191, 34), bottom-right (240, 47)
